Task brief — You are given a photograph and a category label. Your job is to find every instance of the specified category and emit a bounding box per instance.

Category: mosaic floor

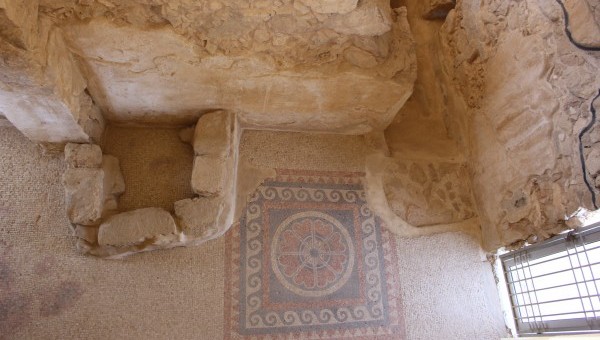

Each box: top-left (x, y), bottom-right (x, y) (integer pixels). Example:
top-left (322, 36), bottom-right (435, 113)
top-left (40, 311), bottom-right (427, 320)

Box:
top-left (224, 170), bottom-right (406, 339)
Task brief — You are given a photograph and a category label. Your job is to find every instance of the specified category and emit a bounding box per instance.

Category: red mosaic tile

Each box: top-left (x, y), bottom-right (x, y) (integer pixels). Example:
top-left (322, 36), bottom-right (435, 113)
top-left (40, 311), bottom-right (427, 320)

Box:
top-left (224, 169), bottom-right (405, 339)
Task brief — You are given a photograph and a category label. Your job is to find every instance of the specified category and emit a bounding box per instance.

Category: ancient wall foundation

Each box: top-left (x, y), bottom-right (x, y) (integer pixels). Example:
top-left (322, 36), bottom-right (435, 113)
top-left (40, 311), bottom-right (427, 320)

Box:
top-left (1, 0), bottom-right (599, 256)
top-left (62, 111), bottom-right (247, 258)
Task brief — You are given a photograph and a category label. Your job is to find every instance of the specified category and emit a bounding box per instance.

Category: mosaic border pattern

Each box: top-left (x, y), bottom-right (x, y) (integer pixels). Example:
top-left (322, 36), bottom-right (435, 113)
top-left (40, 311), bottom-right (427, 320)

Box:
top-left (224, 169), bottom-right (405, 339)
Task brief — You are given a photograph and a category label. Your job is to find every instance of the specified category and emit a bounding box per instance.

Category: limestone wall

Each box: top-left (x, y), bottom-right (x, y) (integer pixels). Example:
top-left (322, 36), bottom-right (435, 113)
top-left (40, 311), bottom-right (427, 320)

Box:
top-left (0, 0), bottom-right (104, 144)
top-left (62, 111), bottom-right (246, 258)
top-left (374, 0), bottom-right (478, 239)
top-left (439, 0), bottom-right (600, 250)
top-left (0, 0), bottom-right (419, 141)
top-left (38, 0), bottom-right (417, 133)
top-left (3, 0), bottom-right (599, 254)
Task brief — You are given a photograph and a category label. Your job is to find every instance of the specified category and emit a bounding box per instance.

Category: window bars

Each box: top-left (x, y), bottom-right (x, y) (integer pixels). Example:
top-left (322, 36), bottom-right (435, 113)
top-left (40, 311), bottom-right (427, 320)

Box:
top-left (500, 222), bottom-right (600, 336)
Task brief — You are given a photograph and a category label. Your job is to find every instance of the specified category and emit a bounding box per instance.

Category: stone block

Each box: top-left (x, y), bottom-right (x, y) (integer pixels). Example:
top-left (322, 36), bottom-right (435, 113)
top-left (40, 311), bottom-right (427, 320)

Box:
top-left (78, 94), bottom-right (106, 144)
top-left (64, 143), bottom-right (103, 168)
top-left (178, 125), bottom-right (195, 144)
top-left (74, 225), bottom-right (98, 244)
top-left (62, 168), bottom-right (104, 225)
top-left (75, 238), bottom-right (93, 254)
top-left (193, 111), bottom-right (232, 158)
top-left (298, 0), bottom-right (358, 14)
top-left (191, 156), bottom-right (228, 197)
top-left (174, 197), bottom-right (224, 238)
top-left (97, 207), bottom-right (178, 247)
top-left (102, 197), bottom-right (118, 217)
top-left (102, 154), bottom-right (125, 196)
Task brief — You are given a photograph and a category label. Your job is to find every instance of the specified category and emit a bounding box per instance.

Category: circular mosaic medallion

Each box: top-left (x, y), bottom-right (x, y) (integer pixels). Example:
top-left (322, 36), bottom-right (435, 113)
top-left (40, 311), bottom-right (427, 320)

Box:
top-left (271, 211), bottom-right (355, 297)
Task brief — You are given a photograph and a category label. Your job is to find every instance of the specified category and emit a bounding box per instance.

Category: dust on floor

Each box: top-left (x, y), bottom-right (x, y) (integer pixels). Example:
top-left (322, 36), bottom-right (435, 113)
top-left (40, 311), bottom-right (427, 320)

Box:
top-left (0, 126), bottom-right (506, 339)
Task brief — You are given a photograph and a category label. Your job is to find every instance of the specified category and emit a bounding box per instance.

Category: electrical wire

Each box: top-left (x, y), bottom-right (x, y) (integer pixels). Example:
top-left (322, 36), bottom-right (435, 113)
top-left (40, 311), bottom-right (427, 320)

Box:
top-left (579, 90), bottom-right (600, 210)
top-left (554, 0), bottom-right (600, 52)
top-left (554, 0), bottom-right (600, 209)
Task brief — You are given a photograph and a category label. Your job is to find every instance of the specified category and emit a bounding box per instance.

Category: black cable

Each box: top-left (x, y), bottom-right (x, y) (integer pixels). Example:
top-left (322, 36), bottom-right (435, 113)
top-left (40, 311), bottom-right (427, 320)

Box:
top-left (554, 0), bottom-right (600, 52)
top-left (579, 90), bottom-right (600, 210)
top-left (554, 0), bottom-right (600, 209)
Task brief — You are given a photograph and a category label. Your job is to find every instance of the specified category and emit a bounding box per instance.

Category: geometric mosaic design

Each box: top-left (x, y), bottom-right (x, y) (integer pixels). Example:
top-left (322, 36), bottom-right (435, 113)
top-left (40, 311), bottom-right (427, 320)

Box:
top-left (224, 169), bottom-right (406, 339)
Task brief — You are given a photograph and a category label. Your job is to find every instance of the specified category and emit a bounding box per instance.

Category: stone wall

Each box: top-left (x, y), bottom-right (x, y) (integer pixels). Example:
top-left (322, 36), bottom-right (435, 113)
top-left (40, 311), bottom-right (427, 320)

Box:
top-left (62, 110), bottom-right (267, 258)
top-left (5, 0), bottom-right (600, 254)
top-left (37, 0), bottom-right (417, 133)
top-left (372, 0), bottom-right (478, 240)
top-left (0, 0), bottom-right (419, 141)
top-left (383, 159), bottom-right (475, 226)
top-left (439, 0), bottom-right (600, 250)
top-left (0, 0), bottom-right (104, 144)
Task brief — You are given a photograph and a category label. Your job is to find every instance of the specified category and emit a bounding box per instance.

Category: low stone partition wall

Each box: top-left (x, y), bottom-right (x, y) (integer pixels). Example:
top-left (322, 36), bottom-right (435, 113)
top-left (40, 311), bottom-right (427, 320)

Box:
top-left (175, 111), bottom-right (238, 244)
top-left (62, 143), bottom-right (124, 252)
top-left (63, 110), bottom-right (242, 258)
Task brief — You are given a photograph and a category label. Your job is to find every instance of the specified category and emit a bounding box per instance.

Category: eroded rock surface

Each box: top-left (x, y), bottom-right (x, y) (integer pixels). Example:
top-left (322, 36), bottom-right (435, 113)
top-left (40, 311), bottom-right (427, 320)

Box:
top-left (35, 1), bottom-right (416, 133)
top-left (65, 143), bottom-right (102, 168)
top-left (193, 111), bottom-right (232, 158)
top-left (192, 157), bottom-right (228, 197)
top-left (62, 168), bottom-right (104, 226)
top-left (0, 1), bottom-right (104, 144)
top-left (32, 0), bottom-right (600, 257)
top-left (174, 197), bottom-right (224, 240)
top-left (439, 0), bottom-right (600, 249)
top-left (62, 143), bottom-right (125, 246)
top-left (383, 160), bottom-right (475, 226)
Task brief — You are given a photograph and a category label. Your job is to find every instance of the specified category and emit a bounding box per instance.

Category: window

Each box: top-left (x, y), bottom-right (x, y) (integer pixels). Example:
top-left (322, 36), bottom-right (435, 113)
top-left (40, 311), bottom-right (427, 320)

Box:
top-left (500, 222), bottom-right (600, 336)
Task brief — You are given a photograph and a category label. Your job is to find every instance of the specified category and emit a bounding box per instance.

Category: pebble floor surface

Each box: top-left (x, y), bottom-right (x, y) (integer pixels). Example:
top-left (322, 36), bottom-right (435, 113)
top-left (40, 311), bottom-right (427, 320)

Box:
top-left (0, 124), bottom-right (507, 339)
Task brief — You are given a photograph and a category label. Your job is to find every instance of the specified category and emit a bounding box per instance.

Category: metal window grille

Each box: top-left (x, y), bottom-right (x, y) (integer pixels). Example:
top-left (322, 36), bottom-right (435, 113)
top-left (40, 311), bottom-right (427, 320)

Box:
top-left (500, 222), bottom-right (600, 336)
